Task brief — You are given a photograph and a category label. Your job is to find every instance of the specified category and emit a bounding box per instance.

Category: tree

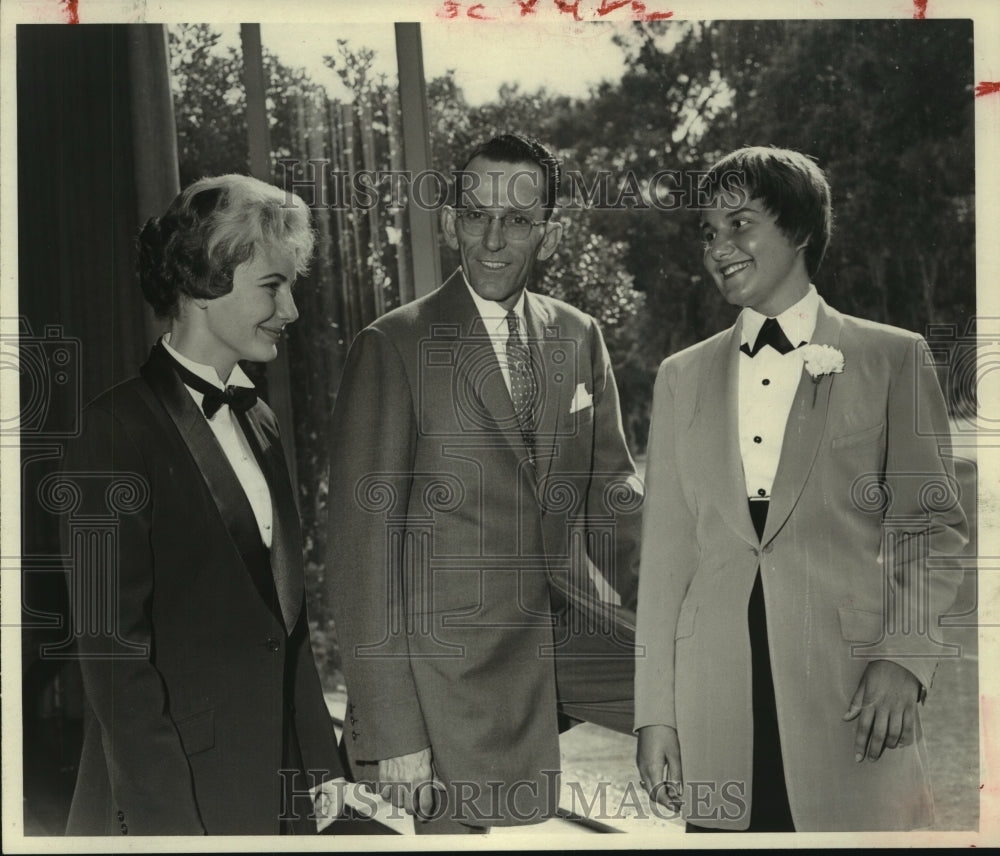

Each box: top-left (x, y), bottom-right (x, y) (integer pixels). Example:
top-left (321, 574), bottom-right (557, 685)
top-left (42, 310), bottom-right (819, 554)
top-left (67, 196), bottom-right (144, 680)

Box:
top-left (168, 24), bottom-right (248, 186)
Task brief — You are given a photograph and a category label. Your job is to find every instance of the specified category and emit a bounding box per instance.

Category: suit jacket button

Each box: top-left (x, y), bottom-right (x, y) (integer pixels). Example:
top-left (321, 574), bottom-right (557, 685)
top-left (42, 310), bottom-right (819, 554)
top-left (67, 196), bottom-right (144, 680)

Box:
top-left (120, 824), bottom-right (128, 834)
top-left (267, 636), bottom-right (280, 653)
top-left (117, 811), bottom-right (124, 821)
top-left (352, 730), bottom-right (359, 740)
top-left (750, 547), bottom-right (759, 557)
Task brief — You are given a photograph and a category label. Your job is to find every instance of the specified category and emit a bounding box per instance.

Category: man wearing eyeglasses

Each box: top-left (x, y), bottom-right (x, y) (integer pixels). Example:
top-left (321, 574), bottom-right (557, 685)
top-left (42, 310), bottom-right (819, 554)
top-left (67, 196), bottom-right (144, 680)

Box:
top-left (327, 133), bottom-right (642, 832)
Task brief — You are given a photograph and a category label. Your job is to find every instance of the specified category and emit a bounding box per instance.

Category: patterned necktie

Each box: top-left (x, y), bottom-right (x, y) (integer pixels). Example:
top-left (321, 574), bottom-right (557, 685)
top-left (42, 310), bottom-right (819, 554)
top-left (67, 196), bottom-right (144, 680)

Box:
top-left (740, 316), bottom-right (798, 357)
top-left (506, 311), bottom-right (537, 458)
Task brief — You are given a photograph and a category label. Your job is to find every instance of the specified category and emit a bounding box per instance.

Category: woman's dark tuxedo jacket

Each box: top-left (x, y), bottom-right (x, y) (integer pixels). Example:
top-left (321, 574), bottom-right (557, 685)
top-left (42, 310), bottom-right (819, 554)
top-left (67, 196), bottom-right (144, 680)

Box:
top-left (63, 342), bottom-right (341, 835)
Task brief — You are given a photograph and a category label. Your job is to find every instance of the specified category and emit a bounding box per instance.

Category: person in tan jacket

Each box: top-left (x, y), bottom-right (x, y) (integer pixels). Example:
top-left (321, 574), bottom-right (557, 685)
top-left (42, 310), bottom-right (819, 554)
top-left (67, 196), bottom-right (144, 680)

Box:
top-left (634, 146), bottom-right (968, 832)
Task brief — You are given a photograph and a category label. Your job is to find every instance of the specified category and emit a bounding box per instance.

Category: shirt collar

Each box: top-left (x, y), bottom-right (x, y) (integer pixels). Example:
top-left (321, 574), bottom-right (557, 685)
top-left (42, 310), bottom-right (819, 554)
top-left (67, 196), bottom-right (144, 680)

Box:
top-left (162, 333), bottom-right (255, 392)
top-left (462, 272), bottom-right (527, 336)
top-left (740, 284), bottom-right (820, 349)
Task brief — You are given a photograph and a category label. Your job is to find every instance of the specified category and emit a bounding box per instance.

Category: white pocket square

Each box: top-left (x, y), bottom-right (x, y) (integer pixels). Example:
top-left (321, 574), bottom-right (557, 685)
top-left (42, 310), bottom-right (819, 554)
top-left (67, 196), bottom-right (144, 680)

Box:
top-left (569, 383), bottom-right (593, 414)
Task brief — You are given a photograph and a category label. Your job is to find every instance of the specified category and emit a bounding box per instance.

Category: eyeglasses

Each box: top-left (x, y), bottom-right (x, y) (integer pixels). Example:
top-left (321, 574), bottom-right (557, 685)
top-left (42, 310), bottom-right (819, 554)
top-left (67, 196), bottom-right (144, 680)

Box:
top-left (456, 209), bottom-right (548, 241)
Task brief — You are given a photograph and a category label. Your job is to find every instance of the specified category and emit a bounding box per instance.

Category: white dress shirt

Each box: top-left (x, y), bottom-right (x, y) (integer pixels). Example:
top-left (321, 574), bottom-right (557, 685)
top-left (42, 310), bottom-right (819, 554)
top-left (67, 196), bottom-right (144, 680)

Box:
top-left (463, 275), bottom-right (528, 397)
top-left (163, 335), bottom-right (273, 548)
top-left (738, 285), bottom-right (820, 500)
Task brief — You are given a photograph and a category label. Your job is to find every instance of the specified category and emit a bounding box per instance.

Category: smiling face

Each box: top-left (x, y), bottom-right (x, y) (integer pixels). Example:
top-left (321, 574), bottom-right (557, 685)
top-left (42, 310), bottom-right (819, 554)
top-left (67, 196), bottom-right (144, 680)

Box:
top-left (700, 196), bottom-right (811, 317)
top-left (174, 243), bottom-right (299, 381)
top-left (442, 156), bottom-right (562, 310)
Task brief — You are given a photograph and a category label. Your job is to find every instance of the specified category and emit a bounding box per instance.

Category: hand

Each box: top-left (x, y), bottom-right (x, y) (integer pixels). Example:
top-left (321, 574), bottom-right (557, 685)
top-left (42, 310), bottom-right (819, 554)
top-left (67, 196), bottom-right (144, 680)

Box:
top-left (377, 747), bottom-right (440, 819)
top-left (636, 724), bottom-right (684, 811)
top-left (843, 659), bottom-right (921, 762)
top-left (312, 777), bottom-right (347, 832)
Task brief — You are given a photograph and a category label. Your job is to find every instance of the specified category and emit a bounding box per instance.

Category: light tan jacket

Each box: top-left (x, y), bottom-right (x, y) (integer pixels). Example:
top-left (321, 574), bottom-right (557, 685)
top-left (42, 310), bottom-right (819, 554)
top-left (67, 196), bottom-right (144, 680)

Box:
top-left (635, 298), bottom-right (968, 831)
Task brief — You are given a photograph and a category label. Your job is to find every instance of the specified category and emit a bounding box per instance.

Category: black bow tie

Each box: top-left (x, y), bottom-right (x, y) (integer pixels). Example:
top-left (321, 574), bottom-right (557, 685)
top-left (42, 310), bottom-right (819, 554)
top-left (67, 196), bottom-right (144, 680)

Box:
top-left (200, 385), bottom-right (258, 419)
top-left (741, 317), bottom-right (801, 357)
top-left (165, 351), bottom-right (258, 418)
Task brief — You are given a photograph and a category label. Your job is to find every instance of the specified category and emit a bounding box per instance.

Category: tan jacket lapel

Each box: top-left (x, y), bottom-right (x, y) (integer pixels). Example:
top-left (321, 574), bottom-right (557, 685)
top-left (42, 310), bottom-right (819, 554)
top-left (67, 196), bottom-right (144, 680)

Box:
top-left (762, 298), bottom-right (844, 545)
top-left (696, 322), bottom-right (759, 547)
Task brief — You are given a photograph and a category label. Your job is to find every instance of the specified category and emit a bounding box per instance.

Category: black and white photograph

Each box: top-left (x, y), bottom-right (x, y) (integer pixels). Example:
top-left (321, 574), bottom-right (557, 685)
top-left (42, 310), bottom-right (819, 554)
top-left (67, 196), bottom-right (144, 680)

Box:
top-left (1, 0), bottom-right (996, 848)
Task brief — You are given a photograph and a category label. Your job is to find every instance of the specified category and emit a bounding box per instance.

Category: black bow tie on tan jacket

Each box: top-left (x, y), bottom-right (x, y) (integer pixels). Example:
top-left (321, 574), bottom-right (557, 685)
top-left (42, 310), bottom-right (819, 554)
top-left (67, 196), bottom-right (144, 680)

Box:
top-left (166, 354), bottom-right (258, 418)
top-left (741, 317), bottom-right (804, 357)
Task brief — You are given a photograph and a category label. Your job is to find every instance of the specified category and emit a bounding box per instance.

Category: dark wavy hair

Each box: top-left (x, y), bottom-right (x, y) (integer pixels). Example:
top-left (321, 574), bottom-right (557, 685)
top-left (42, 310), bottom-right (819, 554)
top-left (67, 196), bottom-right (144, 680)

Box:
top-left (700, 146), bottom-right (833, 279)
top-left (137, 174), bottom-right (315, 318)
top-left (455, 133), bottom-right (562, 219)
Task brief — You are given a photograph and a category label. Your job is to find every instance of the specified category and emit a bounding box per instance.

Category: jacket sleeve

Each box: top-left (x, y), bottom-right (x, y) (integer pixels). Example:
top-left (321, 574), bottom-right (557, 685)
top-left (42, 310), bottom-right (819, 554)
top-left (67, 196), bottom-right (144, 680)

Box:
top-left (581, 316), bottom-right (644, 615)
top-left (633, 360), bottom-right (701, 731)
top-left (326, 327), bottom-right (430, 762)
top-left (876, 335), bottom-right (969, 691)
top-left (290, 598), bottom-right (344, 783)
top-left (64, 404), bottom-right (206, 834)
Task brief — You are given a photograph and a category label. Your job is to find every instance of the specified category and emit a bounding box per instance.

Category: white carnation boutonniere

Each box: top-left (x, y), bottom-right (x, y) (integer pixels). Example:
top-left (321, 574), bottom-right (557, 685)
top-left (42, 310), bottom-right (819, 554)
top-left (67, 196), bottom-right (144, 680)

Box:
top-left (798, 344), bottom-right (845, 406)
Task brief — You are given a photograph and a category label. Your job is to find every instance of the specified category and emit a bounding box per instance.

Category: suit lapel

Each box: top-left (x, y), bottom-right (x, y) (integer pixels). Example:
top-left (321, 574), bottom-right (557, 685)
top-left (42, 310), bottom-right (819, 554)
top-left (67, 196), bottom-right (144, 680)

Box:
top-left (139, 342), bottom-right (282, 624)
top-left (524, 292), bottom-right (565, 484)
top-left (697, 322), bottom-right (759, 546)
top-left (442, 273), bottom-right (537, 474)
top-left (761, 299), bottom-right (843, 545)
top-left (236, 408), bottom-right (304, 634)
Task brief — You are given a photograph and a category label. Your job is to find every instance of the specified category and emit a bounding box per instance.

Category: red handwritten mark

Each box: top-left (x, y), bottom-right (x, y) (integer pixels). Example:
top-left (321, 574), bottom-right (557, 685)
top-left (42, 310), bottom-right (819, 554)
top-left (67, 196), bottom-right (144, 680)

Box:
top-left (437, 0), bottom-right (462, 18)
top-left (555, 0), bottom-right (583, 21)
top-left (468, 3), bottom-right (495, 18)
top-left (61, 0), bottom-right (79, 24)
top-left (633, 1), bottom-right (673, 20)
top-left (976, 81), bottom-right (1000, 97)
top-left (517, 0), bottom-right (539, 14)
top-left (597, 0), bottom-right (631, 13)
top-left (913, 0), bottom-right (928, 19)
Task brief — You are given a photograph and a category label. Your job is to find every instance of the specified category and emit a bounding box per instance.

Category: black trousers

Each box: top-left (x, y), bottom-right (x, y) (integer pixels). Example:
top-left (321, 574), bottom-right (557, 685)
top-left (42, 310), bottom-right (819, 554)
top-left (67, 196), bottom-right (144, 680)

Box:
top-left (687, 500), bottom-right (795, 833)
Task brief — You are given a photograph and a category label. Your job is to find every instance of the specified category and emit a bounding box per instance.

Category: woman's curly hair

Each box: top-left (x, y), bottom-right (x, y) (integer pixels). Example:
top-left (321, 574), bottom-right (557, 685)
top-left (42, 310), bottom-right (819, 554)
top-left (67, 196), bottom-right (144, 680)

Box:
top-left (137, 174), bottom-right (315, 318)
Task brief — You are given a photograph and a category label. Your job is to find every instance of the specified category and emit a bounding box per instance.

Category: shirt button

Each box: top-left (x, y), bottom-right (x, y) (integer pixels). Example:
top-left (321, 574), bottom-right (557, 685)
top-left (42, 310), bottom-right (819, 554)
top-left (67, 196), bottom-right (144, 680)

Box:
top-left (757, 488), bottom-right (767, 497)
top-left (762, 378), bottom-right (771, 386)
top-left (753, 435), bottom-right (762, 444)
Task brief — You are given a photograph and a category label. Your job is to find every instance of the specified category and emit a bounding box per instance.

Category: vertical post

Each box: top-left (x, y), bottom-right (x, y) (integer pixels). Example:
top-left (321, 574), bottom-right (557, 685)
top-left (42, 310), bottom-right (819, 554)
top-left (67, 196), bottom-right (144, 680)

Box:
top-left (240, 24), bottom-right (273, 182)
top-left (394, 22), bottom-right (442, 300)
top-left (126, 25), bottom-right (179, 349)
top-left (240, 24), bottom-right (298, 495)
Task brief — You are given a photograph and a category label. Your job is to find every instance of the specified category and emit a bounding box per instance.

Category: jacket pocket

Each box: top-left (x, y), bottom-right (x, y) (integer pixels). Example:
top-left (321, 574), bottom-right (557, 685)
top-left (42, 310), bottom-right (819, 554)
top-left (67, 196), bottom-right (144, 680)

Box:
top-left (675, 603), bottom-right (698, 640)
top-left (837, 606), bottom-right (884, 642)
top-left (407, 570), bottom-right (484, 615)
top-left (173, 709), bottom-right (215, 757)
top-left (830, 422), bottom-right (885, 450)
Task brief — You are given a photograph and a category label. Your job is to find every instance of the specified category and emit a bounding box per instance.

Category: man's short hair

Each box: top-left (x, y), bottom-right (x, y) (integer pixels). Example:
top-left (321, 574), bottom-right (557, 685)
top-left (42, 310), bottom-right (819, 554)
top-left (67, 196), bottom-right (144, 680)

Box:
top-left (456, 133), bottom-right (562, 218)
top-left (701, 146), bottom-right (833, 279)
